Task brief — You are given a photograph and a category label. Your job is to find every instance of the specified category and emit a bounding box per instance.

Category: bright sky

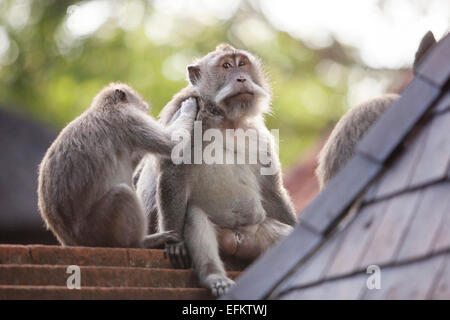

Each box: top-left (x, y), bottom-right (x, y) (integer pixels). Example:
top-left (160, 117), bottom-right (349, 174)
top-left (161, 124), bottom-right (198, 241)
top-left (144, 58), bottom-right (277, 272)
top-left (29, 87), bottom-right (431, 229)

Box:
top-left (259, 0), bottom-right (450, 69)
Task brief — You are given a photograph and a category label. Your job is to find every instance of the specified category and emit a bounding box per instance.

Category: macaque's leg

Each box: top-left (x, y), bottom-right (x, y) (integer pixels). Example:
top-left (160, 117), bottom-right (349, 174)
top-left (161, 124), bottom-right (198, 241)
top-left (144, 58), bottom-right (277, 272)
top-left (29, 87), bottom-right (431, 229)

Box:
top-left (81, 184), bottom-right (179, 249)
top-left (219, 218), bottom-right (294, 262)
top-left (184, 205), bottom-right (235, 297)
top-left (81, 184), bottom-right (147, 248)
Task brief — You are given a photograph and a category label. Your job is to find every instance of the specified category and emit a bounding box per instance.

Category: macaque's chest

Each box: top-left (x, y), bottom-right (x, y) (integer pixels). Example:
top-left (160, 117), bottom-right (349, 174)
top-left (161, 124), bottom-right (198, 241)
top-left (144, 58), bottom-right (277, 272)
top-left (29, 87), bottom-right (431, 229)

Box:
top-left (189, 163), bottom-right (263, 225)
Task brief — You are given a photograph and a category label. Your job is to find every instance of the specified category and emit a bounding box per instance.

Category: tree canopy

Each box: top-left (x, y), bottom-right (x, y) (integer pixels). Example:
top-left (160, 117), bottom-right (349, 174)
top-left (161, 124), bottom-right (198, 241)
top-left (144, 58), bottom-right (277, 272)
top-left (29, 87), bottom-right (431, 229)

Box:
top-left (0, 0), bottom-right (406, 167)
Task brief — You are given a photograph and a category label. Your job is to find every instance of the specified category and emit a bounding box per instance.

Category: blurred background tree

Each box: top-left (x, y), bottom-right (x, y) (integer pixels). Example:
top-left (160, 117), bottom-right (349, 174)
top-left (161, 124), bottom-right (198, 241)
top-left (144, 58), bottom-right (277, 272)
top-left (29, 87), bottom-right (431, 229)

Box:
top-left (0, 0), bottom-right (448, 167)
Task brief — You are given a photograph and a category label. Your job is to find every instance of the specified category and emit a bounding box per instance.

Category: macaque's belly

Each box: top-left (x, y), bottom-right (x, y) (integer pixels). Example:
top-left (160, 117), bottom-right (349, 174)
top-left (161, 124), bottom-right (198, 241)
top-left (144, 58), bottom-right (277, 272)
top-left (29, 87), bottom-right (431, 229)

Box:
top-left (189, 164), bottom-right (265, 228)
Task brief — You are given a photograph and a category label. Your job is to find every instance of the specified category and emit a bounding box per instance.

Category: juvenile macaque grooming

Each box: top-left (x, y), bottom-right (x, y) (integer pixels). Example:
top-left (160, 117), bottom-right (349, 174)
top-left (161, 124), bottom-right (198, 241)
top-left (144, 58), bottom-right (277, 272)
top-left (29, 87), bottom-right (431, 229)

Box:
top-left (38, 83), bottom-right (197, 248)
top-left (136, 45), bottom-right (296, 296)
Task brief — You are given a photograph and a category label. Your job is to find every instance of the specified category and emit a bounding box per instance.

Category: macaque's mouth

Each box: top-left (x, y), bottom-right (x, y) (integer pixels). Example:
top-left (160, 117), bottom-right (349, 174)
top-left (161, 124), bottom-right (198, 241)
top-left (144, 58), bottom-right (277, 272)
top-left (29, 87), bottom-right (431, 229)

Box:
top-left (228, 92), bottom-right (254, 99)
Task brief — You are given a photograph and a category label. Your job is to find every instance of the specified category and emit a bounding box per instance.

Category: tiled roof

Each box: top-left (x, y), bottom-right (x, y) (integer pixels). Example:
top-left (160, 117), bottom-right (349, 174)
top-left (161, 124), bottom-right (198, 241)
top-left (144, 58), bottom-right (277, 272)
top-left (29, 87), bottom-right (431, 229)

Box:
top-left (0, 245), bottom-right (242, 299)
top-left (224, 32), bottom-right (450, 300)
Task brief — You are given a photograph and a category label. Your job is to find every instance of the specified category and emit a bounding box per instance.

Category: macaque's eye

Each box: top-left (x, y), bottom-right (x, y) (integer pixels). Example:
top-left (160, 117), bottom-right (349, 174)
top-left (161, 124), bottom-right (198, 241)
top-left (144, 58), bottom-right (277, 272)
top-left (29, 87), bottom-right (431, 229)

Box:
top-left (222, 62), bottom-right (232, 69)
top-left (238, 61), bottom-right (246, 67)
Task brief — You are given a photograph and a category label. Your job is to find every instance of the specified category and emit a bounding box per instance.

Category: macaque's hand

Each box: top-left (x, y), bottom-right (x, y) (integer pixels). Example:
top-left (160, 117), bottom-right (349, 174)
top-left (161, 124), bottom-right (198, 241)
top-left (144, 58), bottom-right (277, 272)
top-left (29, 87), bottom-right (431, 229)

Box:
top-left (164, 240), bottom-right (191, 269)
top-left (169, 98), bottom-right (198, 142)
top-left (179, 97), bottom-right (198, 119)
top-left (142, 230), bottom-right (181, 249)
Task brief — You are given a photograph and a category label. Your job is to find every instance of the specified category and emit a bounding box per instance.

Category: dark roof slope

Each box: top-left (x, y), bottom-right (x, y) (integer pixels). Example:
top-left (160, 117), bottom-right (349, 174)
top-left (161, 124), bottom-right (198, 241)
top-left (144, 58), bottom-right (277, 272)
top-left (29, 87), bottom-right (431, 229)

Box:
top-left (0, 109), bottom-right (57, 244)
top-left (273, 106), bottom-right (450, 299)
top-left (223, 32), bottom-right (450, 300)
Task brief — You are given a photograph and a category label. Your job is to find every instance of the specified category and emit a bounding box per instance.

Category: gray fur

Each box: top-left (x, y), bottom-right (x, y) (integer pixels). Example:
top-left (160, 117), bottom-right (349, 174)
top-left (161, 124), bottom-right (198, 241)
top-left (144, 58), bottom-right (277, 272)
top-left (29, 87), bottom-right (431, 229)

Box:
top-left (136, 45), bottom-right (296, 296)
top-left (316, 31), bottom-right (437, 189)
top-left (37, 83), bottom-right (197, 248)
top-left (316, 94), bottom-right (399, 188)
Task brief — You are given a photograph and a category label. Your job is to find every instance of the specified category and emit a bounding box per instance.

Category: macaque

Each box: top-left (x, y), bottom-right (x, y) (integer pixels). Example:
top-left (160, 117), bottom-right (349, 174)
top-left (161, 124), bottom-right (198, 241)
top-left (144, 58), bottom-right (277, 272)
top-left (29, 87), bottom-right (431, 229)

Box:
top-left (38, 83), bottom-right (197, 248)
top-left (136, 44), bottom-right (296, 296)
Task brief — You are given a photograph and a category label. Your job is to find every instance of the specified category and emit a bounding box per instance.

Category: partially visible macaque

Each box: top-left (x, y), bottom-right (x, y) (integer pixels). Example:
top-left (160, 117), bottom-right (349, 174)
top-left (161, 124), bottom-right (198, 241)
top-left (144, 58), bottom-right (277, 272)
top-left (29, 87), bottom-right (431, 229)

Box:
top-left (316, 31), bottom-right (437, 188)
top-left (136, 44), bottom-right (296, 296)
top-left (38, 83), bottom-right (197, 248)
top-left (316, 94), bottom-right (399, 188)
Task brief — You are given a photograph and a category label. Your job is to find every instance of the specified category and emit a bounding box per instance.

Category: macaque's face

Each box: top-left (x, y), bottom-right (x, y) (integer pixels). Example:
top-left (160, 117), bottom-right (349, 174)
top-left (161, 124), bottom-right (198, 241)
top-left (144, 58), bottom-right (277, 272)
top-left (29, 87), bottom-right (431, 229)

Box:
top-left (214, 53), bottom-right (255, 105)
top-left (188, 46), bottom-right (270, 121)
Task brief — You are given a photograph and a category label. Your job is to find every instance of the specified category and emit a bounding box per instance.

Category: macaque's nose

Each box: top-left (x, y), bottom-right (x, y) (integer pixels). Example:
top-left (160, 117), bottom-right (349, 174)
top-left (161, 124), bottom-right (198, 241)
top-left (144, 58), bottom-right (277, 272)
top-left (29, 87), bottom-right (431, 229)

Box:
top-left (236, 77), bottom-right (246, 83)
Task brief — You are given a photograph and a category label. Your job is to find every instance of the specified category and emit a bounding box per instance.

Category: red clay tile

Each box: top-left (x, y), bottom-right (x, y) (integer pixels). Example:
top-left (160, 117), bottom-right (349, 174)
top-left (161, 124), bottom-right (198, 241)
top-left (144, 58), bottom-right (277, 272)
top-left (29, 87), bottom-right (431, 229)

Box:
top-left (29, 245), bottom-right (129, 267)
top-left (0, 285), bottom-right (213, 300)
top-left (0, 264), bottom-right (240, 288)
top-left (0, 245), bottom-right (32, 264)
top-left (0, 244), bottom-right (241, 299)
top-left (127, 248), bottom-right (170, 268)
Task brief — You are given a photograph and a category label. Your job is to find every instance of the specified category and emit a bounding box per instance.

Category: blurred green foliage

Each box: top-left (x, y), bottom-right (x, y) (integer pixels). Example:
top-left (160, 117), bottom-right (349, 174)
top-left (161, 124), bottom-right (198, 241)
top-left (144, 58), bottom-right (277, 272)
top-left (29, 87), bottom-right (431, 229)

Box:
top-left (0, 0), bottom-right (351, 168)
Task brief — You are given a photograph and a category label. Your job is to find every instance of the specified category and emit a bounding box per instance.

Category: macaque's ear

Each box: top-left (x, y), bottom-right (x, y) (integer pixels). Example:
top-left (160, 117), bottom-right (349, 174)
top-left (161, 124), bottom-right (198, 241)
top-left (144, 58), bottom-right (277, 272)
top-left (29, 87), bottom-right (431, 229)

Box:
top-left (114, 89), bottom-right (127, 102)
top-left (187, 65), bottom-right (201, 86)
top-left (413, 31), bottom-right (436, 72)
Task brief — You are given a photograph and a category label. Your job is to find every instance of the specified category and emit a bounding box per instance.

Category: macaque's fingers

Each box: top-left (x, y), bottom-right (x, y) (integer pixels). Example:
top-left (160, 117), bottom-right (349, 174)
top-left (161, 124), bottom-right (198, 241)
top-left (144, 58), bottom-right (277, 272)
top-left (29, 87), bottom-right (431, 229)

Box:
top-left (172, 243), bottom-right (181, 267)
top-left (169, 244), bottom-right (181, 269)
top-left (165, 242), bottom-right (190, 269)
top-left (179, 98), bottom-right (198, 118)
top-left (204, 274), bottom-right (235, 297)
top-left (214, 280), bottom-right (224, 297)
top-left (180, 244), bottom-right (191, 268)
top-left (212, 278), bottom-right (235, 297)
top-left (170, 98), bottom-right (197, 141)
top-left (169, 242), bottom-right (190, 269)
top-left (164, 243), bottom-right (177, 267)
top-left (174, 243), bottom-right (186, 269)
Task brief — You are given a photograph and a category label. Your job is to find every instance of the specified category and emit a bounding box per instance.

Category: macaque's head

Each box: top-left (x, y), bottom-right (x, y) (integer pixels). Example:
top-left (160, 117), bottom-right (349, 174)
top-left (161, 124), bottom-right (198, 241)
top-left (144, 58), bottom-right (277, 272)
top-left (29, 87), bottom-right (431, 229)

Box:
top-left (187, 44), bottom-right (271, 121)
top-left (93, 83), bottom-right (149, 112)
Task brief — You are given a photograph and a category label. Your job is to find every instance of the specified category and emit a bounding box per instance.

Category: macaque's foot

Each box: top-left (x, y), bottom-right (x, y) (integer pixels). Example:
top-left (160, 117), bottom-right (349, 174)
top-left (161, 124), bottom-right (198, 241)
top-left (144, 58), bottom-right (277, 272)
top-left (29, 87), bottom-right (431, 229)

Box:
top-left (203, 274), bottom-right (235, 297)
top-left (219, 228), bottom-right (261, 262)
top-left (164, 240), bottom-right (191, 269)
top-left (180, 97), bottom-right (198, 118)
top-left (142, 230), bottom-right (180, 249)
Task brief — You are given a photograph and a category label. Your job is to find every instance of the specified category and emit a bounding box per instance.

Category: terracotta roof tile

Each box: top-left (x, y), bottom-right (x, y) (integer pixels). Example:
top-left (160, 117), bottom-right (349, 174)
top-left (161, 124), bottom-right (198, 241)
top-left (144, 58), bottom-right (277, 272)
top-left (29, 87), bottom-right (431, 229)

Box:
top-left (0, 245), bottom-right (242, 299)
